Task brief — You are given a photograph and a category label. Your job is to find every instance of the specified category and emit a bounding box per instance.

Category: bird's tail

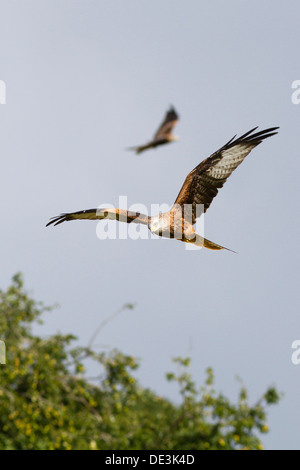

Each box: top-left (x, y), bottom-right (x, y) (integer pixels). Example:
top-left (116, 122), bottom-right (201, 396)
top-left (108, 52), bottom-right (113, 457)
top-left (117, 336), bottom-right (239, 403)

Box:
top-left (192, 234), bottom-right (236, 253)
top-left (203, 238), bottom-right (233, 252)
top-left (126, 144), bottom-right (151, 154)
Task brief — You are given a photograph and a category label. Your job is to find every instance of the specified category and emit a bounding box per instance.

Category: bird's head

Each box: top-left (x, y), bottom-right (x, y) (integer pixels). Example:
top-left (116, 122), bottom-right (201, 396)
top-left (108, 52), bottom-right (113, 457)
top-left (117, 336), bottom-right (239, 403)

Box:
top-left (149, 216), bottom-right (162, 235)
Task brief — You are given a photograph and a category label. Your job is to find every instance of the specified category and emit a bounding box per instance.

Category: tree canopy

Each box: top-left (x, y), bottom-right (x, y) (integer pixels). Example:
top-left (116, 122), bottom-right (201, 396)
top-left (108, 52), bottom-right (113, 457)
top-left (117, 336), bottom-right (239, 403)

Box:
top-left (0, 274), bottom-right (280, 450)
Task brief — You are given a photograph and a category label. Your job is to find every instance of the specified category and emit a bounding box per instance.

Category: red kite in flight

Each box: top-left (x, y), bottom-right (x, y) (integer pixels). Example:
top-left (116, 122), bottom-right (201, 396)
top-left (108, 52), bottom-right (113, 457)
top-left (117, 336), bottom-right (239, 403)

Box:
top-left (47, 126), bottom-right (279, 251)
top-left (127, 106), bottom-right (179, 154)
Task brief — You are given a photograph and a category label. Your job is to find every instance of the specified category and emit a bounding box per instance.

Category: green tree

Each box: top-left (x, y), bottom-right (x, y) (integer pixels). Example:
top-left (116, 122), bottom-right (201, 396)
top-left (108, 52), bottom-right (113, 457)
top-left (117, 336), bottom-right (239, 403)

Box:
top-left (0, 274), bottom-right (280, 450)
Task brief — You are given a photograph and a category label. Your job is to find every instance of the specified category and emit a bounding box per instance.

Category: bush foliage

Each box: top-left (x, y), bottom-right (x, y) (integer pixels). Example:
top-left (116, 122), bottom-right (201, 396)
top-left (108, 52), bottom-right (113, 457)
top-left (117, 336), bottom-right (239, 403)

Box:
top-left (0, 274), bottom-right (280, 450)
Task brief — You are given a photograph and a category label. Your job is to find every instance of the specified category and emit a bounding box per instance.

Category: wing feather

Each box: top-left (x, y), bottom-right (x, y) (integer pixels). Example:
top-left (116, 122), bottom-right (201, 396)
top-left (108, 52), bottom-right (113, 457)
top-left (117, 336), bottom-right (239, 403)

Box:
top-left (46, 208), bottom-right (148, 227)
top-left (173, 127), bottom-right (279, 223)
top-left (153, 106), bottom-right (179, 140)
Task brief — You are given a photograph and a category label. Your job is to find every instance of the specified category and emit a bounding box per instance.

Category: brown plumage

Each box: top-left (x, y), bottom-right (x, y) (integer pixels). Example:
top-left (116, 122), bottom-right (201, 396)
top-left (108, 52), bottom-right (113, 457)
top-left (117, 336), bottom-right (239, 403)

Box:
top-left (47, 126), bottom-right (279, 251)
top-left (127, 106), bottom-right (179, 154)
top-left (172, 126), bottom-right (279, 224)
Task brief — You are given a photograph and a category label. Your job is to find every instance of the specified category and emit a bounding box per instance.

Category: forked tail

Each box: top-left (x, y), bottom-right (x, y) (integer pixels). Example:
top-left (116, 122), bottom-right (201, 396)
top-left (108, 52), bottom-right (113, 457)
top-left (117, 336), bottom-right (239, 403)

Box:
top-left (192, 234), bottom-right (236, 253)
top-left (126, 144), bottom-right (151, 154)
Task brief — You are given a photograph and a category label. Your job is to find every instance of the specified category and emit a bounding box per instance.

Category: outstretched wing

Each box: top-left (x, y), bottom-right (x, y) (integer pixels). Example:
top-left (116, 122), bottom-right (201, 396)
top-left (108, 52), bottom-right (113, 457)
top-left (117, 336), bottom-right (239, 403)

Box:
top-left (172, 126), bottom-right (279, 224)
top-left (46, 208), bottom-right (149, 227)
top-left (153, 106), bottom-right (179, 141)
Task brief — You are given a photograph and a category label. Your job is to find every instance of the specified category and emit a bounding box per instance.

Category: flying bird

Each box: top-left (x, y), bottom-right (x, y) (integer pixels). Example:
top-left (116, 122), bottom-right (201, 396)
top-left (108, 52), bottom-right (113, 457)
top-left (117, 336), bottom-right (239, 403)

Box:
top-left (127, 106), bottom-right (179, 154)
top-left (47, 126), bottom-right (279, 251)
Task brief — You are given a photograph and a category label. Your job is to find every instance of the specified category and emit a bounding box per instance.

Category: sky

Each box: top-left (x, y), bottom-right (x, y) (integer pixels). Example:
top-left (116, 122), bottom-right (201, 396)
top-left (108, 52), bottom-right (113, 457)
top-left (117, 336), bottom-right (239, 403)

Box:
top-left (0, 0), bottom-right (299, 450)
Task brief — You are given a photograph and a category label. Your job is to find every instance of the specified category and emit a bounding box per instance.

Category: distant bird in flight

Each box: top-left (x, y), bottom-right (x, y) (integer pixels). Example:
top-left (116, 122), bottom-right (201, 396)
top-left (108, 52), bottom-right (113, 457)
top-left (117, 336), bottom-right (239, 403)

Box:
top-left (127, 106), bottom-right (179, 154)
top-left (47, 126), bottom-right (279, 251)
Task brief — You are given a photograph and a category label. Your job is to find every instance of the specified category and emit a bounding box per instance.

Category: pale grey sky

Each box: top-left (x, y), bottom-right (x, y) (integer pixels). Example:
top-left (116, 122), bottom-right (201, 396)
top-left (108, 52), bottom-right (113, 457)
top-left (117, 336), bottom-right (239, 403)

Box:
top-left (0, 0), bottom-right (299, 449)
